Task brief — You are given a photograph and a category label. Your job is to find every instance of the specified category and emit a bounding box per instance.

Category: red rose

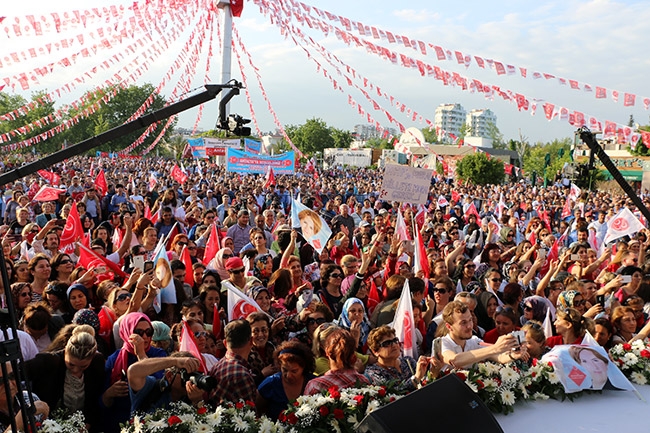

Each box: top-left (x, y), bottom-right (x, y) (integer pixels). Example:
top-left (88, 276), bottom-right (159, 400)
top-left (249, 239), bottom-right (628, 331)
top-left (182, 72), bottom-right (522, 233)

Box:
top-left (333, 408), bottom-right (344, 420)
top-left (641, 349), bottom-right (650, 359)
top-left (328, 386), bottom-right (341, 399)
top-left (623, 343), bottom-right (632, 351)
top-left (246, 400), bottom-right (255, 408)
top-left (353, 395), bottom-right (365, 405)
top-left (278, 411), bottom-right (287, 422)
top-left (287, 413), bottom-right (298, 425)
top-left (167, 416), bottom-right (182, 425)
top-left (476, 380), bottom-right (484, 390)
top-left (319, 406), bottom-right (329, 416)
top-left (547, 361), bottom-right (553, 368)
top-left (532, 358), bottom-right (538, 367)
top-left (235, 402), bottom-right (244, 409)
top-left (197, 406), bottom-right (207, 415)
top-left (378, 387), bottom-right (386, 397)
top-left (389, 397), bottom-right (396, 402)
top-left (293, 401), bottom-right (300, 407)
top-left (531, 372), bottom-right (537, 378)
top-left (456, 372), bottom-right (467, 381)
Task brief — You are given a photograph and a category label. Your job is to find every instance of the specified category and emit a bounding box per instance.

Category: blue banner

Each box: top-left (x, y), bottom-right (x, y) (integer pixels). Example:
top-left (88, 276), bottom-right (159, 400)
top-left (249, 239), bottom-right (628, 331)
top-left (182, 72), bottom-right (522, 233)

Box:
top-left (187, 138), bottom-right (207, 159)
top-left (244, 138), bottom-right (262, 154)
top-left (226, 148), bottom-right (295, 174)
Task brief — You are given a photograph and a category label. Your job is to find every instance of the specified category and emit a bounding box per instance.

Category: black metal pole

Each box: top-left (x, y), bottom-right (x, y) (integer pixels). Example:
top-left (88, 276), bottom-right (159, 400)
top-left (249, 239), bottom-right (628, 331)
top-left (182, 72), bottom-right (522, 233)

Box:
top-left (577, 126), bottom-right (650, 224)
top-left (0, 83), bottom-right (239, 188)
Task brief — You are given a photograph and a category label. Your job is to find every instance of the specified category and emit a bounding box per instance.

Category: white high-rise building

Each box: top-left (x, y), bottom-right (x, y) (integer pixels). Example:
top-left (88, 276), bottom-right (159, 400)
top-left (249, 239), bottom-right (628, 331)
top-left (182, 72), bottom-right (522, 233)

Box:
top-left (434, 103), bottom-right (466, 143)
top-left (466, 108), bottom-right (497, 139)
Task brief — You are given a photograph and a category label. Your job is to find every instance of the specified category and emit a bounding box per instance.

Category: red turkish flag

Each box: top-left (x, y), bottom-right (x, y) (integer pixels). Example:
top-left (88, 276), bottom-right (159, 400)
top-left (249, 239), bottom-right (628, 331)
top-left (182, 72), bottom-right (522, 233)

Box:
top-left (367, 278), bottom-right (382, 316)
top-left (204, 224), bottom-right (221, 265)
top-left (180, 246), bottom-right (195, 288)
top-left (264, 166), bottom-right (275, 189)
top-left (94, 169), bottom-right (107, 197)
top-left (77, 243), bottom-right (127, 278)
top-left (60, 202), bottom-right (83, 251)
top-left (179, 321), bottom-right (207, 373)
top-left (641, 131), bottom-right (650, 149)
top-left (595, 87), bottom-right (606, 99)
top-left (230, 0), bottom-right (244, 17)
top-left (37, 170), bottom-right (61, 185)
top-left (32, 186), bottom-right (66, 202)
top-left (170, 164), bottom-right (188, 184)
top-left (465, 202), bottom-right (480, 223)
top-left (561, 197), bottom-right (572, 219)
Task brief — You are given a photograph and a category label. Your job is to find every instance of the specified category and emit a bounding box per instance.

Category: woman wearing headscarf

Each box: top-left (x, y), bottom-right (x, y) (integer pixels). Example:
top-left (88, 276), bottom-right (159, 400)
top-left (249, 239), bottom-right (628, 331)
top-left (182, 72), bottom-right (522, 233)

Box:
top-left (336, 297), bottom-right (372, 353)
top-left (252, 253), bottom-right (273, 287)
top-left (521, 295), bottom-right (550, 326)
top-left (209, 247), bottom-right (234, 281)
top-left (102, 312), bottom-right (167, 433)
top-left (475, 291), bottom-right (498, 332)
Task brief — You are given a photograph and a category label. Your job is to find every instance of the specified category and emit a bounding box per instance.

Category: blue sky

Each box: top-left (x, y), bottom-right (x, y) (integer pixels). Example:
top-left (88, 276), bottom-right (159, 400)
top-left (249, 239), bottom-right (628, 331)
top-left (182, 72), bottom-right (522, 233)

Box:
top-left (3, 0), bottom-right (650, 145)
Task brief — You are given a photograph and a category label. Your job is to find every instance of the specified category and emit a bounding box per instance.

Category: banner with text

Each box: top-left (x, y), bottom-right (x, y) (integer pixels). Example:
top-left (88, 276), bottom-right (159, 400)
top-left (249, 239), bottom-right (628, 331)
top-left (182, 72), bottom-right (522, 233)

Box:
top-left (380, 164), bottom-right (433, 205)
top-left (189, 138), bottom-right (241, 158)
top-left (226, 148), bottom-right (295, 174)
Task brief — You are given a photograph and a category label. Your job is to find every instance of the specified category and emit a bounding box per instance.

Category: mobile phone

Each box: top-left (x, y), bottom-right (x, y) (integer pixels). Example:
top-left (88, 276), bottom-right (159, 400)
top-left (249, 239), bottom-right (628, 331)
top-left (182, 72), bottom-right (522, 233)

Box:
top-left (55, 219), bottom-right (67, 227)
top-left (596, 294), bottom-right (605, 307)
top-left (571, 254), bottom-right (580, 261)
top-left (621, 275), bottom-right (632, 284)
top-left (433, 337), bottom-right (443, 361)
top-left (94, 266), bottom-right (107, 274)
top-left (132, 255), bottom-right (145, 271)
top-left (143, 260), bottom-right (154, 273)
top-left (511, 330), bottom-right (525, 345)
top-left (334, 240), bottom-right (341, 247)
top-left (538, 249), bottom-right (547, 259)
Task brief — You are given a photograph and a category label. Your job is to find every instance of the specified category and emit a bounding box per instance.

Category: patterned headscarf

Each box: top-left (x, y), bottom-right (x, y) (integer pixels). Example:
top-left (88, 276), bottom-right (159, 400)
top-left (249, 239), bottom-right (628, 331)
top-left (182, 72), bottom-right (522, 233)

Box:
top-left (252, 254), bottom-right (273, 286)
top-left (335, 297), bottom-right (371, 347)
top-left (111, 312), bottom-right (152, 384)
top-left (72, 308), bottom-right (100, 334)
top-left (557, 290), bottom-right (579, 312)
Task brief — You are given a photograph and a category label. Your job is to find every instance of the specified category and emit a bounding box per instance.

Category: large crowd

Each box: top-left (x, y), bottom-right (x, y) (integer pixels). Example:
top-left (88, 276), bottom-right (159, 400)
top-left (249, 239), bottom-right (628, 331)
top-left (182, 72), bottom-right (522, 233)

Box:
top-left (0, 154), bottom-right (649, 432)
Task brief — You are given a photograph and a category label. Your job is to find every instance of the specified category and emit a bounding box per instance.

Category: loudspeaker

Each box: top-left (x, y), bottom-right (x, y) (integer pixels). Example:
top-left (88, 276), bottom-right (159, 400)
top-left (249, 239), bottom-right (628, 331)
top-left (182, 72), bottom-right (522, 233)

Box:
top-left (357, 374), bottom-right (503, 433)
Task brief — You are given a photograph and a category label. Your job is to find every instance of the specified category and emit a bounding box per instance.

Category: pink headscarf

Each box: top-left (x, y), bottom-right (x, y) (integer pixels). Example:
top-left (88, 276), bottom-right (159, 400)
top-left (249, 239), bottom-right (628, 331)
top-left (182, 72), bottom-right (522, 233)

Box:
top-left (110, 312), bottom-right (152, 384)
top-left (213, 247), bottom-right (234, 280)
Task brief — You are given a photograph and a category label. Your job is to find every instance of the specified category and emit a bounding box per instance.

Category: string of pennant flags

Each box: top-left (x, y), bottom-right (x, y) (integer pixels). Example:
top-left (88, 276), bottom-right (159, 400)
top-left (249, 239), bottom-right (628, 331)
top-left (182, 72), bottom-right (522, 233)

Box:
top-left (191, 11), bottom-right (219, 136)
top-left (2, 0), bottom-right (648, 159)
top-left (273, 0), bottom-right (649, 111)
top-left (0, 4), bottom-right (199, 147)
top-left (256, 0), bottom-right (647, 148)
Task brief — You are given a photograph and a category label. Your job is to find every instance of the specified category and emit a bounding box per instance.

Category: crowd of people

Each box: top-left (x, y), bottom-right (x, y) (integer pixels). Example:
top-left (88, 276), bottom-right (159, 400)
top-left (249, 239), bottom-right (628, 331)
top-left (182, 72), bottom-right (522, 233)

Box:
top-left (0, 154), bottom-right (649, 431)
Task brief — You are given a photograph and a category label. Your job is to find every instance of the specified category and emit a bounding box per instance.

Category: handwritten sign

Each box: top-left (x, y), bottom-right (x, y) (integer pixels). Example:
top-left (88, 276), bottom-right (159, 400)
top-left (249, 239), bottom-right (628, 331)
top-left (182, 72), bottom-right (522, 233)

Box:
top-left (380, 164), bottom-right (433, 205)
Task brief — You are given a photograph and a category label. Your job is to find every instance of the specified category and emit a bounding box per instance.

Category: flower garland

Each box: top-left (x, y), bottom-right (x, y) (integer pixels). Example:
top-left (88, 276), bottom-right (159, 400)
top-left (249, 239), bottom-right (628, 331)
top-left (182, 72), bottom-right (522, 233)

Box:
top-left (41, 359), bottom-right (605, 433)
top-left (609, 339), bottom-right (650, 385)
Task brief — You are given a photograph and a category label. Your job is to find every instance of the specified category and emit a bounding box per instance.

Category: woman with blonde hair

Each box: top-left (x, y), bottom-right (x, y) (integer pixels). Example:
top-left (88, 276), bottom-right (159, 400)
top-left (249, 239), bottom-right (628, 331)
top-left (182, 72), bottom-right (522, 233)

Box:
top-left (25, 326), bottom-right (105, 432)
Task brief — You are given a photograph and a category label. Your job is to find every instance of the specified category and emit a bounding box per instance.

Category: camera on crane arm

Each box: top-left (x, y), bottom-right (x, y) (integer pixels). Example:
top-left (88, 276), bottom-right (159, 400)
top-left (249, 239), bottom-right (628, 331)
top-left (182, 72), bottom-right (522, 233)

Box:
top-left (218, 113), bottom-right (251, 137)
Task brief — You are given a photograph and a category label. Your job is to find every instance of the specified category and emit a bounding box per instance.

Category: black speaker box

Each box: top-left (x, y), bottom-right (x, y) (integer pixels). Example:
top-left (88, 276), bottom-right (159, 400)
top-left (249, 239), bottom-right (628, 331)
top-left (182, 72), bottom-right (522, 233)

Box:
top-left (357, 374), bottom-right (504, 433)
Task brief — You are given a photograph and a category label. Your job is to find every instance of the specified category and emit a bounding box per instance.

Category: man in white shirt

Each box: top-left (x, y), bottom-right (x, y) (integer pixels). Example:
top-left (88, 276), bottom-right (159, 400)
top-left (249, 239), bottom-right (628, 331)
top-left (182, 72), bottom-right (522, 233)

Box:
top-left (438, 301), bottom-right (526, 369)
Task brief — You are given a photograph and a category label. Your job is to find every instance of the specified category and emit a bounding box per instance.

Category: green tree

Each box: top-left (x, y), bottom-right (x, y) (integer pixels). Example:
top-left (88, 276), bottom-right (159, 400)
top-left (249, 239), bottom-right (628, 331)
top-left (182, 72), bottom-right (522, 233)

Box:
top-left (456, 152), bottom-right (505, 185)
top-left (61, 83), bottom-right (173, 153)
top-left (366, 138), bottom-right (392, 149)
top-left (0, 91), bottom-right (61, 154)
top-left (523, 138), bottom-right (572, 181)
top-left (487, 121), bottom-right (506, 149)
top-left (331, 127), bottom-right (353, 148)
top-left (285, 118), bottom-right (335, 155)
top-left (421, 128), bottom-right (437, 143)
top-left (162, 134), bottom-right (188, 159)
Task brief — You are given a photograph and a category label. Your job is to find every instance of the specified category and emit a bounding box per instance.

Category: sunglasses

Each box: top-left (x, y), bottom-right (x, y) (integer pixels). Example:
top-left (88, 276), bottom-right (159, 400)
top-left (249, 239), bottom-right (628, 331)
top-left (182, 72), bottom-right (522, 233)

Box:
top-left (177, 242), bottom-right (188, 247)
top-left (59, 259), bottom-right (73, 265)
top-left (490, 278), bottom-right (503, 282)
top-left (330, 273), bottom-right (343, 278)
top-left (116, 293), bottom-right (132, 302)
top-left (254, 236), bottom-right (264, 241)
top-left (229, 268), bottom-right (245, 274)
top-left (194, 331), bottom-right (208, 338)
top-left (495, 306), bottom-right (515, 314)
top-left (465, 264), bottom-right (476, 269)
top-left (573, 300), bottom-right (586, 307)
top-left (223, 254), bottom-right (234, 259)
top-left (379, 337), bottom-right (400, 348)
top-left (307, 317), bottom-right (326, 326)
top-left (133, 328), bottom-right (154, 337)
top-left (524, 305), bottom-right (533, 312)
top-left (432, 288), bottom-right (449, 294)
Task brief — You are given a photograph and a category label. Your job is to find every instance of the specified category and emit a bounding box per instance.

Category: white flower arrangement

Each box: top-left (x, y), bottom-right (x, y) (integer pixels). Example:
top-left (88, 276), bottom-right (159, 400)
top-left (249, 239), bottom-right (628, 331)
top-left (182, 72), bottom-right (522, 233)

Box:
top-left (610, 340), bottom-right (650, 385)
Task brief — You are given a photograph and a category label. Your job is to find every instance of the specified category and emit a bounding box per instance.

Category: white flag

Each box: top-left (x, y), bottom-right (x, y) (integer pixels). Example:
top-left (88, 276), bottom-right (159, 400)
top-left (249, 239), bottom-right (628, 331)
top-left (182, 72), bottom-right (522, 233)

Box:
top-left (437, 195), bottom-right (449, 208)
top-left (603, 207), bottom-right (645, 244)
top-left (391, 279), bottom-right (418, 358)
top-left (226, 283), bottom-right (263, 321)
top-left (569, 183), bottom-right (581, 201)
top-left (542, 307), bottom-right (553, 339)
